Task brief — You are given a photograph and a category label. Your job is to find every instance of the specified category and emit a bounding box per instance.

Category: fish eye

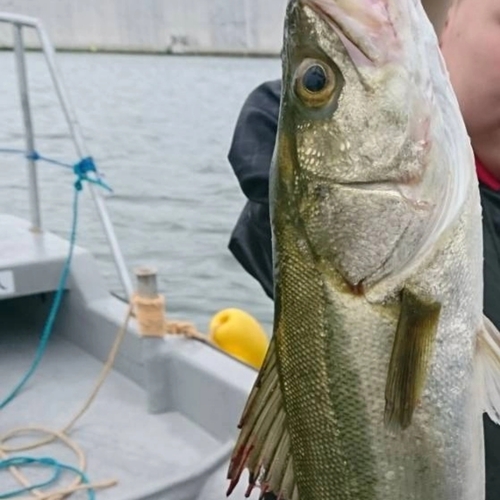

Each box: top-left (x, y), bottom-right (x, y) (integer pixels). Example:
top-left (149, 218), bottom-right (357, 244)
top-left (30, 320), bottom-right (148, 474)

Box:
top-left (295, 59), bottom-right (336, 108)
top-left (303, 65), bottom-right (327, 92)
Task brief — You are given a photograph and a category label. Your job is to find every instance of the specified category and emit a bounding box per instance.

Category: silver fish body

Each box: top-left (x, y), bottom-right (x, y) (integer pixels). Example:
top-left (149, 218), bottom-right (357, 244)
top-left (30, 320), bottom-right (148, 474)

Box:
top-left (227, 1), bottom-right (500, 499)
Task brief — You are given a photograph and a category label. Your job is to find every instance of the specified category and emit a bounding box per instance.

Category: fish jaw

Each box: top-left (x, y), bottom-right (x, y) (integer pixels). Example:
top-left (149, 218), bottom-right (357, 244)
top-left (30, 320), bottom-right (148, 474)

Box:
top-left (296, 180), bottom-right (432, 290)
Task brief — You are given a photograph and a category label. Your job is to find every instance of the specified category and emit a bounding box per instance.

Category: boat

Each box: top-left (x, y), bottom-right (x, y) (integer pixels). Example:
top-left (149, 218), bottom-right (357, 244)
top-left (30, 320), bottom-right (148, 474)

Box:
top-left (0, 13), bottom-right (260, 499)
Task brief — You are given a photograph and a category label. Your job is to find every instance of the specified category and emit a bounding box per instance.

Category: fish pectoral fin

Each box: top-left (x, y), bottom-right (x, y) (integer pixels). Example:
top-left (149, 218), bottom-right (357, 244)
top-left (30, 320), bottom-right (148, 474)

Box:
top-left (227, 336), bottom-right (297, 500)
top-left (477, 315), bottom-right (500, 425)
top-left (384, 288), bottom-right (441, 430)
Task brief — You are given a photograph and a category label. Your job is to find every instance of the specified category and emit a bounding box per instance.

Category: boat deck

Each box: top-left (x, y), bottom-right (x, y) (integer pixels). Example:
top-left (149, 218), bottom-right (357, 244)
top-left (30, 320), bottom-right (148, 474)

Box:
top-left (0, 215), bottom-right (258, 500)
top-left (0, 301), bottom-right (229, 499)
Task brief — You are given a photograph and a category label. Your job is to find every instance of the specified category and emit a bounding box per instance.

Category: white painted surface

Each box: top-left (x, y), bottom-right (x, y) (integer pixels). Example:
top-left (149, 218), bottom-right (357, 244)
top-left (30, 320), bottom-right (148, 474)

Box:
top-left (0, 0), bottom-right (288, 55)
top-left (0, 269), bottom-right (14, 295)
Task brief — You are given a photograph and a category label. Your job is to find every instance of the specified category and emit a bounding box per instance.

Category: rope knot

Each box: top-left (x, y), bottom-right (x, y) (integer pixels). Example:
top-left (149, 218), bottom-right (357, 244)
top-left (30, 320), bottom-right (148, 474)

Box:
top-left (26, 150), bottom-right (40, 161)
top-left (73, 157), bottom-right (112, 192)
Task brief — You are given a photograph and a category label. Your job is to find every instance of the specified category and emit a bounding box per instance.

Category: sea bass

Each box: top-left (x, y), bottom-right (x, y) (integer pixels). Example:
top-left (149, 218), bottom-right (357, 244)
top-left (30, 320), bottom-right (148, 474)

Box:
top-left (226, 0), bottom-right (500, 499)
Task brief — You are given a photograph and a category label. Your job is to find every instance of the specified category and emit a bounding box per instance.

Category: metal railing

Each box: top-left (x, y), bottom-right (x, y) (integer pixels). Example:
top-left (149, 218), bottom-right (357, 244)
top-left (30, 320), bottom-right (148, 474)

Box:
top-left (0, 12), bottom-right (133, 299)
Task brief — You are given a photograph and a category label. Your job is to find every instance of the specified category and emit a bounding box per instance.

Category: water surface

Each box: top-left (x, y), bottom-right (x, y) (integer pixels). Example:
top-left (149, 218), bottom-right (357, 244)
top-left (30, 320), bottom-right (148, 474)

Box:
top-left (0, 52), bottom-right (280, 332)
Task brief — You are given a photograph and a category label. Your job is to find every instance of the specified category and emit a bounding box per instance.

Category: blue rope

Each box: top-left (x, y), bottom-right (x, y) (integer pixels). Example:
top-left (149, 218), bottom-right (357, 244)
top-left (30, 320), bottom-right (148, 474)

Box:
top-left (0, 151), bottom-right (113, 410)
top-left (0, 151), bottom-right (112, 410)
top-left (0, 186), bottom-right (80, 410)
top-left (0, 148), bottom-right (113, 192)
top-left (26, 150), bottom-right (73, 170)
top-left (0, 457), bottom-right (62, 498)
top-left (0, 456), bottom-right (95, 499)
top-left (0, 149), bottom-right (110, 498)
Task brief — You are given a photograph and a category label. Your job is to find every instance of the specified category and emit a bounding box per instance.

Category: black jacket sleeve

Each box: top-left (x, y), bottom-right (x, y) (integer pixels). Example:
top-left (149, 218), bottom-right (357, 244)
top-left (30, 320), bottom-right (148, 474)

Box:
top-left (227, 80), bottom-right (282, 300)
top-left (479, 186), bottom-right (500, 500)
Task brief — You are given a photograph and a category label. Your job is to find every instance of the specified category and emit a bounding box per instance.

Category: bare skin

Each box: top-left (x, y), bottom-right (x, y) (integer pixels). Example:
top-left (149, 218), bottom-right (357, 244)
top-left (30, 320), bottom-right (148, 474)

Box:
top-left (421, 0), bottom-right (500, 179)
top-left (439, 0), bottom-right (500, 179)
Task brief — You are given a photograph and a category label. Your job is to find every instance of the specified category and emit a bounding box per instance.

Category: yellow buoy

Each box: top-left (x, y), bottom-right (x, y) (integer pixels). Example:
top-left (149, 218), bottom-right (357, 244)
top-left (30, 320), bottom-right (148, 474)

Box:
top-left (209, 308), bottom-right (269, 370)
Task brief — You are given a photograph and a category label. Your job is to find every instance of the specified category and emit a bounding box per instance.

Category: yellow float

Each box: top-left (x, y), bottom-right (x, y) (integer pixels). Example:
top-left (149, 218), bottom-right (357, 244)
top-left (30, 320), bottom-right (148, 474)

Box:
top-left (209, 308), bottom-right (269, 370)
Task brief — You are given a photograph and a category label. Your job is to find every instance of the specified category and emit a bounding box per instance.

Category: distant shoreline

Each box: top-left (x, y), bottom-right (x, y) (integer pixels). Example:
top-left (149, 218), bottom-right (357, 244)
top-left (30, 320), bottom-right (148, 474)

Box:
top-left (0, 45), bottom-right (281, 59)
top-left (0, 0), bottom-right (287, 61)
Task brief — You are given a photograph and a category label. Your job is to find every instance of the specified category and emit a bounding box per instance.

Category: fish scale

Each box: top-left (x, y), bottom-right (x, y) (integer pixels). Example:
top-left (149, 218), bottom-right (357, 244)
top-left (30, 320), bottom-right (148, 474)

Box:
top-left (273, 207), bottom-right (378, 498)
top-left (276, 229), bottom-right (346, 497)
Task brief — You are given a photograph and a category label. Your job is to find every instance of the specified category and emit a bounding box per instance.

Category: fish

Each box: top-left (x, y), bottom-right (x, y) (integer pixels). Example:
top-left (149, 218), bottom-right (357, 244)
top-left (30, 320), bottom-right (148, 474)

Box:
top-left (226, 0), bottom-right (500, 499)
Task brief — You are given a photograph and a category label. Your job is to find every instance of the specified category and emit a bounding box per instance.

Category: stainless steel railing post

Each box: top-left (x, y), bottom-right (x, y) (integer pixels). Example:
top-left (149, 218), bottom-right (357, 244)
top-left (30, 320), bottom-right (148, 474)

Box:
top-left (13, 23), bottom-right (42, 232)
top-left (35, 24), bottom-right (134, 299)
top-left (0, 13), bottom-right (134, 299)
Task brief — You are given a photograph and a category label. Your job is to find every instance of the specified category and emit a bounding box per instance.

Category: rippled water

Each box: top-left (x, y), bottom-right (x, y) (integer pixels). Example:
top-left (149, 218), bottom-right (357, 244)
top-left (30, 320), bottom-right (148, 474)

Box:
top-left (0, 52), bottom-right (280, 333)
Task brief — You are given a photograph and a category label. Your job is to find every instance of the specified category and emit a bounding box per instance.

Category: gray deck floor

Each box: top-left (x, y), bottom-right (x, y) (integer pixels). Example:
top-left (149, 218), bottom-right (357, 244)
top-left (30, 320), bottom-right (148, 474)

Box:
top-left (0, 309), bottom-right (222, 499)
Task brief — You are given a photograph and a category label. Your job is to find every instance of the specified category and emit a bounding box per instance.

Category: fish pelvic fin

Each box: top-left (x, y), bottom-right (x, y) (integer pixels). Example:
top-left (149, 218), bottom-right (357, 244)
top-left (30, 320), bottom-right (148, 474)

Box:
top-left (227, 336), bottom-right (297, 500)
top-left (477, 315), bottom-right (500, 425)
top-left (384, 288), bottom-right (441, 430)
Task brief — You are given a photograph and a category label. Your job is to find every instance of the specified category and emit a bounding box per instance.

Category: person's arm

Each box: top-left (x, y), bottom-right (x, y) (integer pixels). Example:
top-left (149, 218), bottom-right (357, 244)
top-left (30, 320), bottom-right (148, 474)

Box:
top-left (421, 0), bottom-right (454, 35)
top-left (227, 80), bottom-right (282, 300)
top-left (228, 80), bottom-right (281, 204)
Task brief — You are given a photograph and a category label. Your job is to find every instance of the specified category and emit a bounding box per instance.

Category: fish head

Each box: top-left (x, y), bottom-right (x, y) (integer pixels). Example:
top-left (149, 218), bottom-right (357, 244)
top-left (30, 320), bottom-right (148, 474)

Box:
top-left (273, 0), bottom-right (473, 291)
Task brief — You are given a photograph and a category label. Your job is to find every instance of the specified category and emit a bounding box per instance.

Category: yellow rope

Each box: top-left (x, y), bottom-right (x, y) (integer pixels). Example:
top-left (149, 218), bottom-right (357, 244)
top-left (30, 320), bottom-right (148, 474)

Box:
top-left (1, 294), bottom-right (213, 498)
top-left (132, 292), bottom-right (215, 345)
